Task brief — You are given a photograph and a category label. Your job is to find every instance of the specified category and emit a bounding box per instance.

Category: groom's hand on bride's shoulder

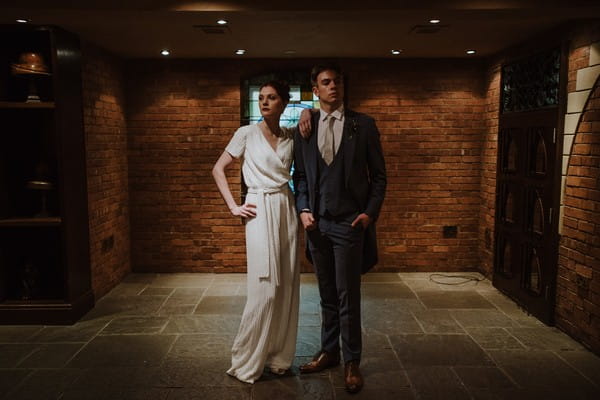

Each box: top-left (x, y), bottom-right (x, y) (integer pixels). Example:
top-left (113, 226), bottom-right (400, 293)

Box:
top-left (298, 108), bottom-right (315, 139)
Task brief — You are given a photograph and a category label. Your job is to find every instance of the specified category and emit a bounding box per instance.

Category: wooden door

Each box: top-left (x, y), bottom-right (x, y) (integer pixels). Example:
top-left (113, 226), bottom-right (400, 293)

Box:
top-left (493, 48), bottom-right (564, 325)
top-left (494, 110), bottom-right (559, 324)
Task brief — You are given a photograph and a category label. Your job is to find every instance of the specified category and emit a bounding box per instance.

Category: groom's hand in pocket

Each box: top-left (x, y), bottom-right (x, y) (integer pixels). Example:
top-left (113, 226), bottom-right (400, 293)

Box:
top-left (351, 213), bottom-right (370, 229)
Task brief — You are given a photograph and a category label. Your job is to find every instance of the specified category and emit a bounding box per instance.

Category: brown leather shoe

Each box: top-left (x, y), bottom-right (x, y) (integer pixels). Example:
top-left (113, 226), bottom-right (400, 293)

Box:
top-left (344, 360), bottom-right (363, 393)
top-left (299, 350), bottom-right (340, 374)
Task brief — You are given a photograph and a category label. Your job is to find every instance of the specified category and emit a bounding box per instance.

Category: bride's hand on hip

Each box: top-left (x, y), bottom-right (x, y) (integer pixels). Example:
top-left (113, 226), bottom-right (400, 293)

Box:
top-left (231, 204), bottom-right (257, 218)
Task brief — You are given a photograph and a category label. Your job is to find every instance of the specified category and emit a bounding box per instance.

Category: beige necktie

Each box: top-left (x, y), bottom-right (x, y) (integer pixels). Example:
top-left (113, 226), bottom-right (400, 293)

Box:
top-left (320, 115), bottom-right (335, 165)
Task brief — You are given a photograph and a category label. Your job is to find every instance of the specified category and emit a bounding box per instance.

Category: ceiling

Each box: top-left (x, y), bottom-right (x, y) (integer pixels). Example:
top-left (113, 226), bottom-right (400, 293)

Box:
top-left (1, 0), bottom-right (599, 59)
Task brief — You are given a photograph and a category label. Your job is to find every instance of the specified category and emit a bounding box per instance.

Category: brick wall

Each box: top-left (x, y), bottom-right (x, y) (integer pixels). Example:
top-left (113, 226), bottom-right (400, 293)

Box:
top-left (125, 60), bottom-right (244, 273)
top-left (558, 82), bottom-right (600, 353)
top-left (81, 43), bottom-right (131, 298)
top-left (125, 58), bottom-right (486, 273)
top-left (556, 25), bottom-right (600, 353)
top-left (345, 60), bottom-right (486, 271)
top-left (478, 63), bottom-right (501, 277)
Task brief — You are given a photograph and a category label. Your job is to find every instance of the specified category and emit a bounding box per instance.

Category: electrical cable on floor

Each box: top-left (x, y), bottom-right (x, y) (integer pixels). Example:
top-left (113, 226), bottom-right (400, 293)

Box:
top-left (428, 273), bottom-right (485, 285)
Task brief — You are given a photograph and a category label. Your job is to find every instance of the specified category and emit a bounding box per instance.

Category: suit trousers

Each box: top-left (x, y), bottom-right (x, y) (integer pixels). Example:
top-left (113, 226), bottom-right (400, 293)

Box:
top-left (307, 214), bottom-right (364, 362)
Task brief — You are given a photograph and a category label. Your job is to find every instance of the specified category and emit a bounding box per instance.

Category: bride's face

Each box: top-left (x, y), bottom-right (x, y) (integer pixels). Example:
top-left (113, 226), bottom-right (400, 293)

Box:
top-left (259, 86), bottom-right (286, 118)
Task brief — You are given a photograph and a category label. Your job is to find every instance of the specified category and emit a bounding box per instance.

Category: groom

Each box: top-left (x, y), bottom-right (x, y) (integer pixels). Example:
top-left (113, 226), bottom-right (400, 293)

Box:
top-left (293, 64), bottom-right (386, 393)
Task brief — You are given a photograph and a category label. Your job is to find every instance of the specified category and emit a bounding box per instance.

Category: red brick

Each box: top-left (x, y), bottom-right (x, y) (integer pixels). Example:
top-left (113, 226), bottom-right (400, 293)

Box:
top-left (558, 45), bottom-right (600, 355)
top-left (82, 43), bottom-right (132, 299)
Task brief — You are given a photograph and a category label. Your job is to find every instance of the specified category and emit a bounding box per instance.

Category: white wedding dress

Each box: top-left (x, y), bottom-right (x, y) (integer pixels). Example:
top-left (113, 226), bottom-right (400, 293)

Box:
top-left (224, 124), bottom-right (300, 383)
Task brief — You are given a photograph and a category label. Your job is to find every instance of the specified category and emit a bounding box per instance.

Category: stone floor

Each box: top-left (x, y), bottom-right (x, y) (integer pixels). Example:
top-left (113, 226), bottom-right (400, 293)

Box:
top-left (1, 272), bottom-right (599, 400)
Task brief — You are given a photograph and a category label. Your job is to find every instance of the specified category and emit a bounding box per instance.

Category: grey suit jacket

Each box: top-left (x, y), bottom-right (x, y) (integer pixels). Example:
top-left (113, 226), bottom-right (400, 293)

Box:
top-left (293, 109), bottom-right (387, 273)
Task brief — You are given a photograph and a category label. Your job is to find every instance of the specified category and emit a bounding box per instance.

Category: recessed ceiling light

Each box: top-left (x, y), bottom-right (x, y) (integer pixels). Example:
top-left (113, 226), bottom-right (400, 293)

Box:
top-left (429, 19), bottom-right (441, 24)
top-left (16, 19), bottom-right (30, 23)
top-left (161, 49), bottom-right (170, 56)
top-left (235, 49), bottom-right (246, 55)
top-left (466, 49), bottom-right (476, 55)
top-left (217, 19), bottom-right (227, 25)
top-left (390, 49), bottom-right (402, 55)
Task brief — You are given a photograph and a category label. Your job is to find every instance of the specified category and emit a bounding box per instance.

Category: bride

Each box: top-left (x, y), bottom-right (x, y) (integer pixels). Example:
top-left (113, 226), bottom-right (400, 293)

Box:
top-left (212, 80), bottom-right (300, 383)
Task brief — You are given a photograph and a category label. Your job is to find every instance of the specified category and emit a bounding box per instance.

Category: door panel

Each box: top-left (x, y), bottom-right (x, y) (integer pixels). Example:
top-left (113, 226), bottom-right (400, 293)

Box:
top-left (494, 110), bottom-right (558, 324)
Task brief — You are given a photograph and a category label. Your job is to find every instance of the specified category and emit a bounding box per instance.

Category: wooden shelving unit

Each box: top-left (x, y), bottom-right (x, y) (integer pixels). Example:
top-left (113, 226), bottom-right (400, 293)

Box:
top-left (0, 25), bottom-right (93, 324)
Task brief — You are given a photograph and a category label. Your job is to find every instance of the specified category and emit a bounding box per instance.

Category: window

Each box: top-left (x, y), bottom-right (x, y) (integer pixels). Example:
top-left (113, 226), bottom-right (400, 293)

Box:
top-left (247, 85), bottom-right (319, 127)
top-left (241, 71), bottom-right (319, 127)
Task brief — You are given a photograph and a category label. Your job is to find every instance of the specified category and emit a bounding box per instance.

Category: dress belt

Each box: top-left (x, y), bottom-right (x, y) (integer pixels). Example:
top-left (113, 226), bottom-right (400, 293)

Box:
top-left (247, 184), bottom-right (288, 285)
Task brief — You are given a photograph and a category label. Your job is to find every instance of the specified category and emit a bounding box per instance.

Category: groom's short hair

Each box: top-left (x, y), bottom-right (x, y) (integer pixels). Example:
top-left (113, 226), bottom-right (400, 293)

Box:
top-left (311, 64), bottom-right (343, 86)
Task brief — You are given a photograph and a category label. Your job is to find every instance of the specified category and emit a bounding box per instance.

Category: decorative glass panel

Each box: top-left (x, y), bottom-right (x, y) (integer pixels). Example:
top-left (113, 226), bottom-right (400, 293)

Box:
top-left (242, 71), bottom-right (321, 127)
top-left (528, 249), bottom-right (542, 294)
top-left (533, 131), bottom-right (547, 175)
top-left (501, 48), bottom-right (560, 113)
top-left (248, 85), bottom-right (319, 127)
top-left (502, 242), bottom-right (512, 275)
top-left (507, 137), bottom-right (517, 171)
top-left (504, 191), bottom-right (515, 223)
top-left (533, 191), bottom-right (544, 235)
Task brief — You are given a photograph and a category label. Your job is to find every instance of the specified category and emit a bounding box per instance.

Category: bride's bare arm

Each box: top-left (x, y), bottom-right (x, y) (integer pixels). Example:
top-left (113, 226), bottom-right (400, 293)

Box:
top-left (212, 151), bottom-right (256, 218)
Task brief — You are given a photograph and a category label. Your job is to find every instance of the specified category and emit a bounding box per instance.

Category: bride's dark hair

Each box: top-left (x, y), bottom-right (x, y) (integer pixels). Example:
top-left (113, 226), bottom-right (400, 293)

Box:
top-left (259, 80), bottom-right (291, 103)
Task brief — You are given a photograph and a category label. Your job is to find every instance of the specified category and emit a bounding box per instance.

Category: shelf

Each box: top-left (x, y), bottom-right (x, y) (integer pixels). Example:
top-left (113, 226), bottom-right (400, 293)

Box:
top-left (0, 101), bottom-right (55, 109)
top-left (0, 291), bottom-right (94, 324)
top-left (0, 299), bottom-right (67, 306)
top-left (0, 217), bottom-right (61, 227)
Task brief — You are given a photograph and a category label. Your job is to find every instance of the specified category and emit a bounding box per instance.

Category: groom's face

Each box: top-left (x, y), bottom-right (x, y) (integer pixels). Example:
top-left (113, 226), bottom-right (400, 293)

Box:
top-left (312, 69), bottom-right (344, 109)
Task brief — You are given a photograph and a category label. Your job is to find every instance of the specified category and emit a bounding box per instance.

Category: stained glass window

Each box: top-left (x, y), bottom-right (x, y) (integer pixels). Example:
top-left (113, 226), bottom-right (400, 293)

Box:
top-left (247, 85), bottom-right (319, 127)
top-left (532, 191), bottom-right (544, 235)
top-left (506, 135), bottom-right (518, 172)
top-left (501, 241), bottom-right (511, 275)
top-left (501, 48), bottom-right (560, 113)
top-left (241, 71), bottom-right (321, 127)
top-left (533, 131), bottom-right (547, 175)
top-left (504, 190), bottom-right (515, 223)
top-left (527, 248), bottom-right (542, 295)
